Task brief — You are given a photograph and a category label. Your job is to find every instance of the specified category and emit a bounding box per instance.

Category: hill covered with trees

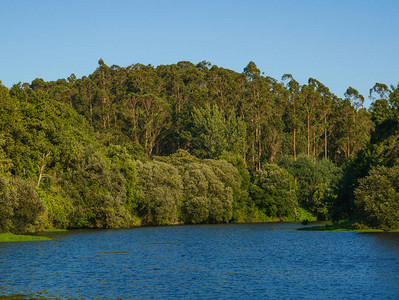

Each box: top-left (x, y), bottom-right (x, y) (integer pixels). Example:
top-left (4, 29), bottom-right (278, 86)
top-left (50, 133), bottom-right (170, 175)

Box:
top-left (0, 60), bottom-right (397, 232)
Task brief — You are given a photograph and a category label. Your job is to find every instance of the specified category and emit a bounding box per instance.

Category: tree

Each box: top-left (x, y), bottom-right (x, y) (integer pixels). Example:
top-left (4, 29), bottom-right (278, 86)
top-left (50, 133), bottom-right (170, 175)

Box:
top-left (181, 162), bottom-right (233, 223)
top-left (191, 104), bottom-right (246, 158)
top-left (250, 164), bottom-right (297, 218)
top-left (278, 155), bottom-right (342, 219)
top-left (156, 151), bottom-right (239, 224)
top-left (243, 62), bottom-right (271, 170)
top-left (282, 74), bottom-right (301, 161)
top-left (334, 84), bottom-right (399, 220)
top-left (135, 160), bottom-right (183, 225)
top-left (64, 145), bottom-right (133, 229)
top-left (0, 175), bottom-right (45, 233)
top-left (355, 165), bottom-right (399, 230)
top-left (343, 87), bottom-right (369, 158)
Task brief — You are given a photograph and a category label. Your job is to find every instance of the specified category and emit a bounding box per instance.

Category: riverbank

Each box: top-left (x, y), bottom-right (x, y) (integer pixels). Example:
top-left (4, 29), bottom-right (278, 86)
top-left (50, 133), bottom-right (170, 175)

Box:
top-left (299, 221), bottom-right (399, 232)
top-left (0, 233), bottom-right (51, 242)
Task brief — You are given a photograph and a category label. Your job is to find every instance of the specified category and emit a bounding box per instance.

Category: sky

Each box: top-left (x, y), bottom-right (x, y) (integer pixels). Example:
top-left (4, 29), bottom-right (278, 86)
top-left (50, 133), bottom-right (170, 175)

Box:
top-left (1, 0), bottom-right (398, 107)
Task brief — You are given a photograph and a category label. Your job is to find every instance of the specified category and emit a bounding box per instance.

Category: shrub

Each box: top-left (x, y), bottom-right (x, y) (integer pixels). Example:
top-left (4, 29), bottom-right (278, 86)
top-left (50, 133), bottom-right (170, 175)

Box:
top-left (354, 165), bottom-right (399, 230)
top-left (0, 175), bottom-right (45, 233)
top-left (135, 160), bottom-right (183, 225)
top-left (182, 162), bottom-right (233, 223)
top-left (250, 164), bottom-right (297, 218)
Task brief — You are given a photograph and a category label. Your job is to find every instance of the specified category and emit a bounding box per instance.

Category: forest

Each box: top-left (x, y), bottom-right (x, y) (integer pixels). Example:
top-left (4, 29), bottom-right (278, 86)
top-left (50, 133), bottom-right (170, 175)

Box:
top-left (0, 59), bottom-right (398, 233)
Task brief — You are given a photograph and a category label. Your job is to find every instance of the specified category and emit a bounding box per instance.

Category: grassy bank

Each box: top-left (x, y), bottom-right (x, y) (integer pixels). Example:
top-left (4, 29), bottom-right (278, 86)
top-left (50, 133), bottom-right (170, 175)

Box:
top-left (0, 233), bottom-right (51, 242)
top-left (43, 228), bottom-right (68, 232)
top-left (299, 221), bottom-right (399, 232)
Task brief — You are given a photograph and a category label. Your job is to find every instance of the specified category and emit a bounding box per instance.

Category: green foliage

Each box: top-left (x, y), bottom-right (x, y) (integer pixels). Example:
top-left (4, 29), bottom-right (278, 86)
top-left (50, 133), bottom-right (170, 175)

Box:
top-left (336, 85), bottom-right (399, 220)
top-left (250, 164), bottom-right (297, 218)
top-left (154, 150), bottom-right (241, 224)
top-left (203, 159), bottom-right (242, 194)
top-left (105, 144), bottom-right (140, 214)
top-left (64, 146), bottom-right (133, 228)
top-left (191, 105), bottom-right (246, 159)
top-left (0, 176), bottom-right (13, 232)
top-left (278, 155), bottom-right (342, 219)
top-left (135, 160), bottom-right (183, 225)
top-left (37, 186), bottom-right (74, 229)
top-left (218, 152), bottom-right (261, 222)
top-left (181, 162), bottom-right (233, 223)
top-left (0, 63), bottom-right (395, 230)
top-left (0, 175), bottom-right (45, 233)
top-left (354, 165), bottom-right (399, 230)
top-left (155, 149), bottom-right (200, 167)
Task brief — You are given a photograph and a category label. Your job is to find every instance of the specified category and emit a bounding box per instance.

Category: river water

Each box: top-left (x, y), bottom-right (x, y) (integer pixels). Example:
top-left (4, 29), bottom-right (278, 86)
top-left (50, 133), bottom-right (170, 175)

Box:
top-left (0, 223), bottom-right (398, 299)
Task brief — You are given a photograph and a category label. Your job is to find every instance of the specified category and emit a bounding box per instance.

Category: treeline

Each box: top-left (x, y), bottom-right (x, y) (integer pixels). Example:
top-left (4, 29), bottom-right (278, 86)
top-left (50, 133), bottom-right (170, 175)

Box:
top-left (0, 60), bottom-right (398, 232)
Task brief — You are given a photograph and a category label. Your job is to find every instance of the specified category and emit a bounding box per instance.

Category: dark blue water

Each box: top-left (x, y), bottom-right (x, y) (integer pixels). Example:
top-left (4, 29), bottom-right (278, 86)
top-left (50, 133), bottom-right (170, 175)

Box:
top-left (1, 223), bottom-right (398, 299)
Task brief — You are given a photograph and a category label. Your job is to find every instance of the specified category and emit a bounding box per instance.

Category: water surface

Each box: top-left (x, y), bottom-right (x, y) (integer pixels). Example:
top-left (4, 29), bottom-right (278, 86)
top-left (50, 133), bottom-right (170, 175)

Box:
top-left (1, 223), bottom-right (398, 299)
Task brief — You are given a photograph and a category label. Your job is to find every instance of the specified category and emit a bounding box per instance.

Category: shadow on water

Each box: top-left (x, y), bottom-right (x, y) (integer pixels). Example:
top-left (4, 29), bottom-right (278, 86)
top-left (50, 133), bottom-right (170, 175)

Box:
top-left (362, 232), bottom-right (399, 254)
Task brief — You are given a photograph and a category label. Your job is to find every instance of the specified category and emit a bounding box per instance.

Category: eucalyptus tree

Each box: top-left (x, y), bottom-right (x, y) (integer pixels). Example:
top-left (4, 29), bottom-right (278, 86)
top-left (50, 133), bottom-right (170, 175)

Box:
top-left (282, 74), bottom-right (301, 161)
top-left (301, 78), bottom-right (324, 158)
top-left (263, 78), bottom-right (286, 163)
top-left (243, 61), bottom-right (272, 171)
top-left (190, 104), bottom-right (246, 159)
top-left (344, 87), bottom-right (373, 158)
top-left (90, 59), bottom-right (115, 130)
top-left (369, 83), bottom-right (398, 126)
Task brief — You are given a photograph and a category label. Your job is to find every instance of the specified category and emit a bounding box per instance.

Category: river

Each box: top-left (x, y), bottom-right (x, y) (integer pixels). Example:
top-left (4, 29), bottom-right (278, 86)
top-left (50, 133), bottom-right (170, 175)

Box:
top-left (1, 223), bottom-right (398, 299)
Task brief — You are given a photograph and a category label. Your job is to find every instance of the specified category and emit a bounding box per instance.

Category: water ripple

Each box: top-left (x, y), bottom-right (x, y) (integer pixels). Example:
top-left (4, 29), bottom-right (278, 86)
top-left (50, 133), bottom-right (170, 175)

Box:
top-left (0, 224), bottom-right (398, 299)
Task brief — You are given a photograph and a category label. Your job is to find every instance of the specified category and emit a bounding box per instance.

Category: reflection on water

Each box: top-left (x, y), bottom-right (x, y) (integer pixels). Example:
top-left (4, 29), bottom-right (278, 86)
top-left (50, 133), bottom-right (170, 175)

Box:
top-left (366, 232), bottom-right (399, 254)
top-left (0, 223), bottom-right (398, 299)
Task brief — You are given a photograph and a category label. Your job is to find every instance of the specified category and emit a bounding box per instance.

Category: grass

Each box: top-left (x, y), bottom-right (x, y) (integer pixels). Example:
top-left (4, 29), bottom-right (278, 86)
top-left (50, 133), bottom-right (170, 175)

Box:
top-left (0, 232), bottom-right (51, 242)
top-left (299, 221), bottom-right (399, 232)
top-left (42, 228), bottom-right (68, 232)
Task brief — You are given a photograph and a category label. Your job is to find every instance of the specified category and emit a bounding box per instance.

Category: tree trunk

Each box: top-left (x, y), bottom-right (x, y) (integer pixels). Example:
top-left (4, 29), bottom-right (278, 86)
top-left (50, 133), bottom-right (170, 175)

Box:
top-left (324, 117), bottom-right (328, 160)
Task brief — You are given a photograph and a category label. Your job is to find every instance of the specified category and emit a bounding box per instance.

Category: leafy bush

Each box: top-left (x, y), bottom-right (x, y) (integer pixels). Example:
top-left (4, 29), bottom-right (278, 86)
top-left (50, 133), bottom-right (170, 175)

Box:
top-left (135, 160), bottom-right (183, 225)
top-left (182, 162), bottom-right (233, 223)
top-left (0, 175), bottom-right (45, 233)
top-left (64, 146), bottom-right (133, 228)
top-left (250, 164), bottom-right (297, 218)
top-left (279, 155), bottom-right (342, 219)
top-left (354, 165), bottom-right (399, 230)
top-left (37, 185), bottom-right (75, 229)
top-left (155, 150), bottom-right (241, 224)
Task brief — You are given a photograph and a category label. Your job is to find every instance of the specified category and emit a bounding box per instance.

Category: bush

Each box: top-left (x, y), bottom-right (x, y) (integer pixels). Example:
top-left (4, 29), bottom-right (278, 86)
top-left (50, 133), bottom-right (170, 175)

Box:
top-left (155, 151), bottom-right (241, 224)
top-left (64, 146), bottom-right (133, 228)
top-left (135, 160), bottom-right (183, 225)
top-left (37, 185), bottom-right (75, 229)
top-left (182, 162), bottom-right (233, 223)
top-left (354, 165), bottom-right (399, 230)
top-left (0, 175), bottom-right (45, 233)
top-left (279, 155), bottom-right (342, 219)
top-left (250, 164), bottom-right (297, 218)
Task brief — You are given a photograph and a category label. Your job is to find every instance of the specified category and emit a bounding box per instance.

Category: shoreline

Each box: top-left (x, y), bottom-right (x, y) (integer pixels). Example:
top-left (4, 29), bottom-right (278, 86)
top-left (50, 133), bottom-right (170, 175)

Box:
top-left (3, 221), bottom-right (398, 243)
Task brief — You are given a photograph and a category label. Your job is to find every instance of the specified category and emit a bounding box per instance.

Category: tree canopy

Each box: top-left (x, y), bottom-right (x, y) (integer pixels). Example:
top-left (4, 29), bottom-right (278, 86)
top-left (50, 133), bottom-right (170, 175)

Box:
top-left (0, 61), bottom-right (397, 232)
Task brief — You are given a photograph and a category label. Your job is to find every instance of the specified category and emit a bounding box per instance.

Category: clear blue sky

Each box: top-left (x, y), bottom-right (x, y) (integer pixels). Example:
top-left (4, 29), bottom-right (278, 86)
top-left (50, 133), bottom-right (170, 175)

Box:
top-left (1, 0), bottom-right (398, 106)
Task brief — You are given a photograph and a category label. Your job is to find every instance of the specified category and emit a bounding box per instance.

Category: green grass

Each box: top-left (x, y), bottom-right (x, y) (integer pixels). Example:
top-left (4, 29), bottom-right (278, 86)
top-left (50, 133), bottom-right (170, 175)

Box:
top-left (0, 232), bottom-right (51, 242)
top-left (299, 221), bottom-right (399, 232)
top-left (42, 228), bottom-right (68, 232)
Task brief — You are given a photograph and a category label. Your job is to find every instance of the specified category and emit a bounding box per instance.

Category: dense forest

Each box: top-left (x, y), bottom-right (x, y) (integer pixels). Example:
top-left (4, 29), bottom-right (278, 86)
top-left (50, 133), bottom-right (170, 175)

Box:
top-left (0, 60), bottom-right (398, 233)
